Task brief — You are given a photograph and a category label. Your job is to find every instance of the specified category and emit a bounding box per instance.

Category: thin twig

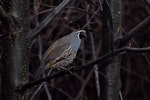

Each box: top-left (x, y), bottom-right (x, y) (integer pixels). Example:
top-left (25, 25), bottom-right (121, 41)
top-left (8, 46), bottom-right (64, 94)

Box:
top-left (43, 83), bottom-right (52, 100)
top-left (116, 16), bottom-right (150, 47)
top-left (98, 0), bottom-right (103, 11)
top-left (30, 82), bottom-right (45, 100)
top-left (30, 1), bottom-right (52, 99)
top-left (31, 0), bottom-right (72, 41)
top-left (82, 6), bottom-right (101, 29)
top-left (37, 8), bottom-right (52, 100)
top-left (30, 2), bottom-right (101, 16)
top-left (85, 3), bottom-right (100, 99)
top-left (74, 69), bottom-right (94, 100)
top-left (17, 47), bottom-right (150, 92)
top-left (53, 87), bottom-right (74, 100)
top-left (132, 39), bottom-right (150, 65)
top-left (123, 57), bottom-right (131, 95)
top-left (122, 28), bottom-right (150, 65)
top-left (119, 91), bottom-right (123, 100)
top-left (121, 67), bottom-right (150, 83)
top-left (30, 3), bottom-right (101, 18)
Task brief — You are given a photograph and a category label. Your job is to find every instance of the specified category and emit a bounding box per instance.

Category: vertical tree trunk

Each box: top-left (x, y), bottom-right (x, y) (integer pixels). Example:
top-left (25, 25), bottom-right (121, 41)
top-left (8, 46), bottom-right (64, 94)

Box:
top-left (100, 0), bottom-right (113, 99)
top-left (101, 0), bottom-right (121, 100)
top-left (108, 0), bottom-right (122, 99)
top-left (1, 0), bottom-right (30, 100)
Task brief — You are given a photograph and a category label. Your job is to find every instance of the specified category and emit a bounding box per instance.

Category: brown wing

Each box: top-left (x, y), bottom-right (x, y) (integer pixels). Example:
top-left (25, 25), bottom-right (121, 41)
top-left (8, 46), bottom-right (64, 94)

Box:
top-left (43, 41), bottom-right (71, 64)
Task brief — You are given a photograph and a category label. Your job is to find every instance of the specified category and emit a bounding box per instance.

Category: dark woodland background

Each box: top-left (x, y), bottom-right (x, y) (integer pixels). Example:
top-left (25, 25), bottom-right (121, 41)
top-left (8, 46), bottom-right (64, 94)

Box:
top-left (0, 0), bottom-right (150, 100)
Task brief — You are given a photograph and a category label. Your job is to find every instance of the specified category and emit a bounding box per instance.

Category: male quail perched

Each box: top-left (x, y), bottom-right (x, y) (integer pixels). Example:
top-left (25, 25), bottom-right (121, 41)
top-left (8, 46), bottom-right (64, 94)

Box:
top-left (43, 30), bottom-right (86, 71)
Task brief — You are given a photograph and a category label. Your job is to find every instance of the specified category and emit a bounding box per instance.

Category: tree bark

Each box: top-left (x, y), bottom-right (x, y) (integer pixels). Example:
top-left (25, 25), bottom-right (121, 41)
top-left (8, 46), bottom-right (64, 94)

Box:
top-left (101, 0), bottom-right (121, 100)
top-left (1, 0), bottom-right (30, 100)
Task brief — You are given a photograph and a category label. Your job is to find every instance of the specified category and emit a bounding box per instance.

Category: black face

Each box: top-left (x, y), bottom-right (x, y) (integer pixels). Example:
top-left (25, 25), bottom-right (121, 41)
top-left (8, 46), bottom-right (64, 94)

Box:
top-left (79, 32), bottom-right (87, 39)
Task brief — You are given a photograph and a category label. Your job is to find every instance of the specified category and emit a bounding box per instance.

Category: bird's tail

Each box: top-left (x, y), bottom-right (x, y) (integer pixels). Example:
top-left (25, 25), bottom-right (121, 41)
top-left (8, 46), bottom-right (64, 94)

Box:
top-left (35, 64), bottom-right (53, 79)
top-left (35, 65), bottom-right (45, 79)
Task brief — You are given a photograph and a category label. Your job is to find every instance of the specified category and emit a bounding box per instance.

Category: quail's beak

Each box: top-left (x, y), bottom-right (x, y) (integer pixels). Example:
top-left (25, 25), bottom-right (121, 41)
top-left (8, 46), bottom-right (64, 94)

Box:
top-left (77, 30), bottom-right (87, 39)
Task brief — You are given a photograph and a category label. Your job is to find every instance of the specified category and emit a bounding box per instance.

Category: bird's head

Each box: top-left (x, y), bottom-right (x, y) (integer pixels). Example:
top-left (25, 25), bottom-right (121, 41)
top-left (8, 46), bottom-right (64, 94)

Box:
top-left (76, 30), bottom-right (87, 39)
top-left (67, 30), bottom-right (87, 43)
top-left (66, 30), bottom-right (86, 50)
top-left (71, 30), bottom-right (87, 39)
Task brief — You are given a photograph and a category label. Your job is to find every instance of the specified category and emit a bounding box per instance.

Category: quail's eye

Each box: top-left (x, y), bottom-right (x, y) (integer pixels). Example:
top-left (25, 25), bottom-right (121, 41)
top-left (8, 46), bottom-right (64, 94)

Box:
top-left (76, 30), bottom-right (86, 39)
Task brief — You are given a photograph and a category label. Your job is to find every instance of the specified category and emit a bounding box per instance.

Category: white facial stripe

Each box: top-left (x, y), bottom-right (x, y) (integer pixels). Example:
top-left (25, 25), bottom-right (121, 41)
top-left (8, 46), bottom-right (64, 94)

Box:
top-left (76, 30), bottom-right (86, 39)
top-left (77, 32), bottom-right (80, 39)
top-left (76, 30), bottom-right (86, 33)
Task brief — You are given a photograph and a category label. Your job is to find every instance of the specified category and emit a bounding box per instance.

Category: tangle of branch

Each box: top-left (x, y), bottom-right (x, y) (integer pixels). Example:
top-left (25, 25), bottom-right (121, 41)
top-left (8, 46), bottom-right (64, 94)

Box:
top-left (31, 0), bottom-right (72, 41)
top-left (17, 47), bottom-right (150, 93)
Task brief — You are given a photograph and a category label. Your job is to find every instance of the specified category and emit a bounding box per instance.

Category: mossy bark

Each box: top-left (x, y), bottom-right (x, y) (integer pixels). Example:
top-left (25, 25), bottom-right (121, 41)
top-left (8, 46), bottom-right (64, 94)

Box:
top-left (1, 0), bottom-right (30, 100)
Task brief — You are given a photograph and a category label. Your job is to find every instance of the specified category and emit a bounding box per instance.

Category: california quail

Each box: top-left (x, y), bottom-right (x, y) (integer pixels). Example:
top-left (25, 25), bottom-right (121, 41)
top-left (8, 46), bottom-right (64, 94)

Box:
top-left (43, 30), bottom-right (86, 71)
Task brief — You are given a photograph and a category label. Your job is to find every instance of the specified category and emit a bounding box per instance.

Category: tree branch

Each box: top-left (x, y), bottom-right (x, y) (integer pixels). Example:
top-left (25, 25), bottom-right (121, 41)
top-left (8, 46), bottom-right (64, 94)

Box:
top-left (115, 16), bottom-right (150, 47)
top-left (85, 2), bottom-right (101, 99)
top-left (31, 0), bottom-right (72, 41)
top-left (17, 47), bottom-right (150, 93)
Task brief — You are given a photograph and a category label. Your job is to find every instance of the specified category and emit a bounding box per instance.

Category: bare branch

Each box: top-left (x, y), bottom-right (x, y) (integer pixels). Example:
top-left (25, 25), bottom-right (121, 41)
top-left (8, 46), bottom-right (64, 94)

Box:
top-left (16, 47), bottom-right (150, 92)
top-left (121, 67), bottom-right (150, 83)
top-left (85, 2), bottom-right (100, 99)
top-left (31, 0), bottom-right (72, 41)
top-left (74, 69), bottom-right (94, 100)
top-left (82, 6), bottom-right (100, 29)
top-left (115, 16), bottom-right (150, 47)
top-left (122, 28), bottom-right (150, 65)
top-left (54, 87), bottom-right (74, 100)
top-left (119, 91), bottom-right (124, 100)
top-left (30, 1), bottom-right (52, 99)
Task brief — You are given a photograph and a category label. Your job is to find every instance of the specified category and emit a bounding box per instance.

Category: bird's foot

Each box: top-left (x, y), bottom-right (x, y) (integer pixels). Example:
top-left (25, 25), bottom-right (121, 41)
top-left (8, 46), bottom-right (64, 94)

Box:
top-left (57, 66), bottom-right (73, 75)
